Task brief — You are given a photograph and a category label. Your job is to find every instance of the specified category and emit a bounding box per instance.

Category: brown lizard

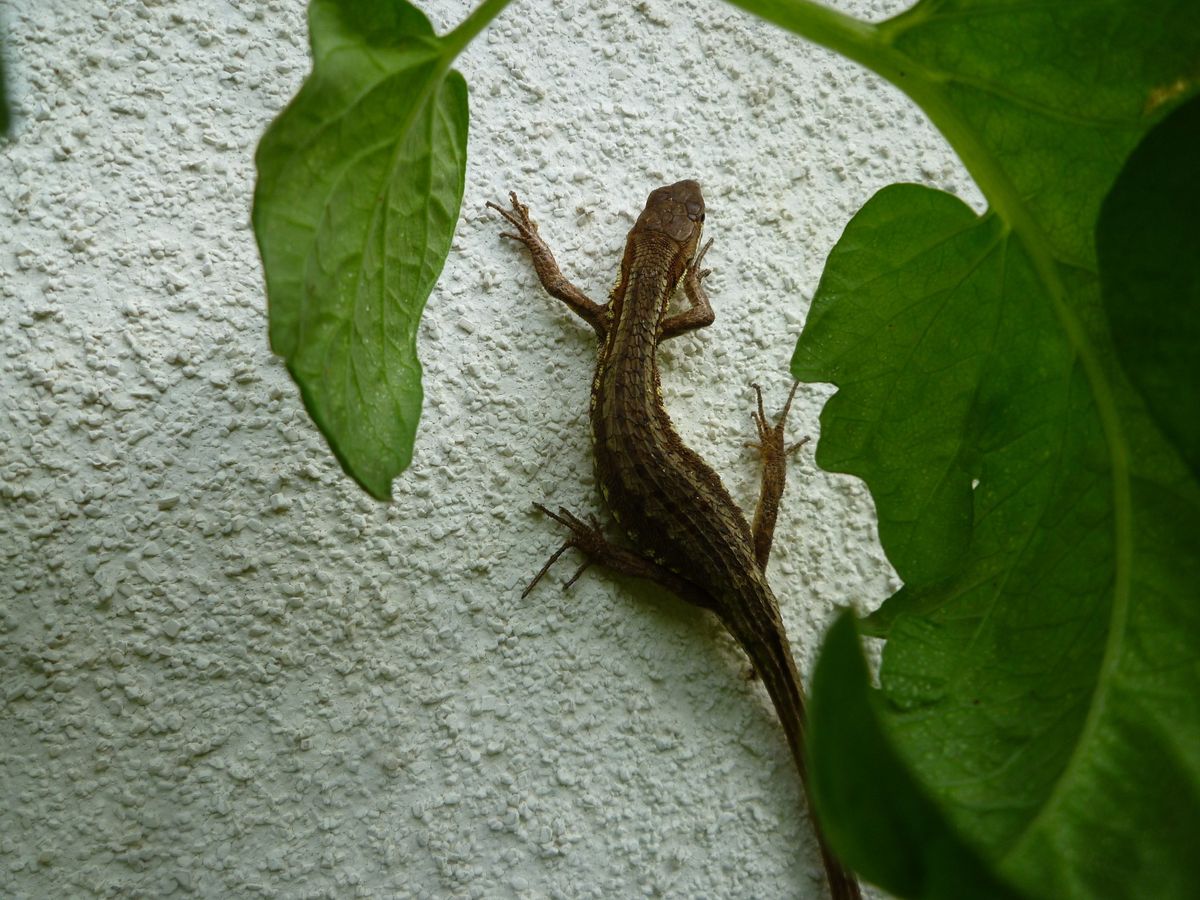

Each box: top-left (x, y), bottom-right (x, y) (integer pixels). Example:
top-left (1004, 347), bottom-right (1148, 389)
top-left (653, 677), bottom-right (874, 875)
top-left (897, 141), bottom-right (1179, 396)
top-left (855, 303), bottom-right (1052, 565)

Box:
top-left (488, 181), bottom-right (861, 900)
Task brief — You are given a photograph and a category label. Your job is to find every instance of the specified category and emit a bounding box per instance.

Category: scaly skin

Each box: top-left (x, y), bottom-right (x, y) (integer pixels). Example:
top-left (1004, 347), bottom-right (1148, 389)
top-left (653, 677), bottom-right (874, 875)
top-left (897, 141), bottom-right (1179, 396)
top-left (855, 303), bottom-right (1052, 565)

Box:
top-left (489, 181), bottom-right (860, 900)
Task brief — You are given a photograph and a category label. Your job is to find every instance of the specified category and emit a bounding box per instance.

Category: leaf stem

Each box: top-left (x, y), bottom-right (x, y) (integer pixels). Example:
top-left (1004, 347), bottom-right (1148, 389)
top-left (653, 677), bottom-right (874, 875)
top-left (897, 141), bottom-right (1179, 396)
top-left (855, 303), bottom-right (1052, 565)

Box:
top-left (720, 2), bottom-right (1032, 247)
top-left (442, 0), bottom-right (513, 60)
top-left (721, 1), bottom-right (889, 74)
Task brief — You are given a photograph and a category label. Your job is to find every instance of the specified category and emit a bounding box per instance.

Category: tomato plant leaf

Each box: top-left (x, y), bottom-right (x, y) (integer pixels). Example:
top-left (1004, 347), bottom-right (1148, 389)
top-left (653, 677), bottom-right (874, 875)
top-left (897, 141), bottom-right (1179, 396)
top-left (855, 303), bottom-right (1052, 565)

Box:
top-left (781, 1), bottom-right (1200, 897)
top-left (874, 0), bottom-right (1200, 272)
top-left (808, 612), bottom-right (1026, 900)
top-left (1097, 94), bottom-right (1200, 480)
top-left (798, 183), bottom-right (1200, 897)
top-left (253, 0), bottom-right (468, 499)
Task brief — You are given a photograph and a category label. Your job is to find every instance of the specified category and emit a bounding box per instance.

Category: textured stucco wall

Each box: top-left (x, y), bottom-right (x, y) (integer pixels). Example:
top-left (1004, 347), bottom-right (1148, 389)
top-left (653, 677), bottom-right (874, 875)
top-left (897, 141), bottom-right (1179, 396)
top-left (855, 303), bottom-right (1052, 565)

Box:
top-left (1, 0), bottom-right (973, 897)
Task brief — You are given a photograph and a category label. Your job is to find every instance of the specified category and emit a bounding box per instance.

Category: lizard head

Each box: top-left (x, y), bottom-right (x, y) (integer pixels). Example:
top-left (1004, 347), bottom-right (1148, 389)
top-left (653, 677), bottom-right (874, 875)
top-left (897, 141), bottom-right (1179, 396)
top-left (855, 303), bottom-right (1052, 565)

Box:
top-left (635, 179), bottom-right (705, 252)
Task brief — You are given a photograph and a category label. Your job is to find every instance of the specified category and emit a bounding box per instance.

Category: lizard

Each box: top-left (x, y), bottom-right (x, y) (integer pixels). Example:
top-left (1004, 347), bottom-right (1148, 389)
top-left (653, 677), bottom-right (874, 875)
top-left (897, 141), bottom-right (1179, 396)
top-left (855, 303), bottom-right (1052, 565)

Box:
top-left (488, 180), bottom-right (861, 900)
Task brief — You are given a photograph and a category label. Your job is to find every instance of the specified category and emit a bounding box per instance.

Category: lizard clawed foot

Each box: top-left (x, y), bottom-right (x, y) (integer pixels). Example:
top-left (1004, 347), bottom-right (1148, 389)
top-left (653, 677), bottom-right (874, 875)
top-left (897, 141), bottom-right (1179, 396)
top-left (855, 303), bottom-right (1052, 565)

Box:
top-left (687, 237), bottom-right (714, 284)
top-left (486, 192), bottom-right (540, 247)
top-left (745, 381), bottom-right (809, 463)
top-left (521, 503), bottom-right (608, 599)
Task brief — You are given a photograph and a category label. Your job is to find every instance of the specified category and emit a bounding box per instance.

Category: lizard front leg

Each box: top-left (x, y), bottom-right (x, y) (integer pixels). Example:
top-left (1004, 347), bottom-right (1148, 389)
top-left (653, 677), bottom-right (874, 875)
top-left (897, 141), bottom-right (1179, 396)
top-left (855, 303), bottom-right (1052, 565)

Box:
top-left (487, 193), bottom-right (608, 338)
top-left (661, 238), bottom-right (715, 339)
top-left (746, 383), bottom-right (809, 572)
top-left (523, 504), bottom-right (717, 612)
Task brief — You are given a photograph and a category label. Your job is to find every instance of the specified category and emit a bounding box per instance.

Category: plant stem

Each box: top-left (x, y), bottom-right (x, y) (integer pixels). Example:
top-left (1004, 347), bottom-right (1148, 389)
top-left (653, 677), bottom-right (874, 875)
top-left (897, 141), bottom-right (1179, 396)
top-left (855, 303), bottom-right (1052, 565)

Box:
top-left (721, 0), bottom-right (888, 73)
top-left (442, 0), bottom-right (514, 59)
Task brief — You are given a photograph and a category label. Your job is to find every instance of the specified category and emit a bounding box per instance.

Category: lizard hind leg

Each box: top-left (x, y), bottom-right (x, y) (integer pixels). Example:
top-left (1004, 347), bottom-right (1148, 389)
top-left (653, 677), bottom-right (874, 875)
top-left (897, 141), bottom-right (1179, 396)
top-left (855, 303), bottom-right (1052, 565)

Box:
top-left (520, 504), bottom-right (604, 599)
top-left (521, 503), bottom-right (717, 611)
top-left (745, 382), bottom-right (809, 572)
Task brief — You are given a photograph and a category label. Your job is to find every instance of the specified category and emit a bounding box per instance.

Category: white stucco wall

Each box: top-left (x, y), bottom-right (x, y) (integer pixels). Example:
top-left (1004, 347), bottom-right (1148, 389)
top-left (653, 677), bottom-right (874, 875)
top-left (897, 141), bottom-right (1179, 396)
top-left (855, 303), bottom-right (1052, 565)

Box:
top-left (1, 0), bottom-right (974, 896)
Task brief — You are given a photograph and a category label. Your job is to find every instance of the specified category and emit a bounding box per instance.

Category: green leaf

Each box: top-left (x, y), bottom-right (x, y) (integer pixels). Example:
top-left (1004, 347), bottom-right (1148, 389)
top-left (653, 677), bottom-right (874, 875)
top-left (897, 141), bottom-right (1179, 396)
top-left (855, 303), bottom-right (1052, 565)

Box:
top-left (777, 1), bottom-right (1200, 897)
top-left (253, 0), bottom-right (468, 499)
top-left (1097, 94), bottom-right (1200, 480)
top-left (808, 612), bottom-right (1026, 900)
top-left (875, 0), bottom-right (1200, 271)
top-left (797, 182), bottom-right (1200, 898)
